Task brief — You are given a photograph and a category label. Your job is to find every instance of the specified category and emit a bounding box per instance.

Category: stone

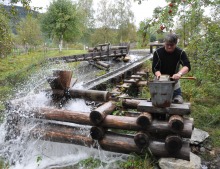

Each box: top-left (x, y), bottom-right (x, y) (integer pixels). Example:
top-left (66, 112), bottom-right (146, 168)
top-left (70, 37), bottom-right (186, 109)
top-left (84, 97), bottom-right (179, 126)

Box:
top-left (159, 153), bottom-right (201, 169)
top-left (190, 128), bottom-right (209, 145)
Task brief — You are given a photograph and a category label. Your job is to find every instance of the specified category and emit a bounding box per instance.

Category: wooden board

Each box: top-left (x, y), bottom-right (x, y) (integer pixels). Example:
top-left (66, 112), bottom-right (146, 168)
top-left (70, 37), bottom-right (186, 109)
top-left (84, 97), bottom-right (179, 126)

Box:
top-left (137, 101), bottom-right (190, 115)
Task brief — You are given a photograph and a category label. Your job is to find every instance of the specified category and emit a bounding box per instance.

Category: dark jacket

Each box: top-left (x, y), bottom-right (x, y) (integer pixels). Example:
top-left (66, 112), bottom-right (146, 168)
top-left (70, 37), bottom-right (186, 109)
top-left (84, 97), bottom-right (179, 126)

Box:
top-left (152, 47), bottom-right (191, 76)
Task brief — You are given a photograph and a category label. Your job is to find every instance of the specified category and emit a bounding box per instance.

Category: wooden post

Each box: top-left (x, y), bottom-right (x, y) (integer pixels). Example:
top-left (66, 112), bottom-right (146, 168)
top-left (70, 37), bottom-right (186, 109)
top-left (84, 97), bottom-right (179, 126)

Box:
top-left (90, 101), bottom-right (116, 125)
top-left (136, 112), bottom-right (152, 128)
top-left (48, 70), bottom-right (73, 89)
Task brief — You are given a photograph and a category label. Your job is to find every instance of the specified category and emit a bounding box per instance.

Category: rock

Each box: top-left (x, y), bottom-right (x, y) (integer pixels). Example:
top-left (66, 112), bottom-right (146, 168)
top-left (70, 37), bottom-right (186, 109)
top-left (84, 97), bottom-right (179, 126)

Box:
top-left (190, 128), bottom-right (209, 145)
top-left (159, 153), bottom-right (201, 169)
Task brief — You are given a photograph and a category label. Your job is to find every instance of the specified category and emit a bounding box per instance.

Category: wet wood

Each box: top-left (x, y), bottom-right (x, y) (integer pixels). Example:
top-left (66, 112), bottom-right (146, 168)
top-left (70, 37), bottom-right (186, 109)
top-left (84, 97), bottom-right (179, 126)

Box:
top-left (137, 81), bottom-right (148, 87)
top-left (168, 115), bottom-right (184, 131)
top-left (31, 124), bottom-right (190, 160)
top-left (69, 89), bottom-right (110, 102)
top-left (122, 99), bottom-right (143, 109)
top-left (149, 140), bottom-right (190, 161)
top-left (34, 107), bottom-right (93, 126)
top-left (131, 75), bottom-right (142, 80)
top-left (136, 112), bottom-right (152, 128)
top-left (134, 131), bottom-right (150, 149)
top-left (50, 89), bottom-right (110, 102)
top-left (96, 61), bottom-right (110, 68)
top-left (48, 70), bottom-right (73, 89)
top-left (123, 79), bottom-right (139, 84)
top-left (165, 135), bottom-right (183, 154)
top-left (90, 101), bottom-right (116, 125)
top-left (33, 108), bottom-right (193, 138)
top-left (90, 126), bottom-right (106, 140)
top-left (137, 101), bottom-right (191, 115)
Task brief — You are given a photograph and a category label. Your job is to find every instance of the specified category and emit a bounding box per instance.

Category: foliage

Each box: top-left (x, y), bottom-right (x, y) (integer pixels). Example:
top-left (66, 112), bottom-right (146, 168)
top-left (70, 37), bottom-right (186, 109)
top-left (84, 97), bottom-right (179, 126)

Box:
top-left (0, 10), bottom-right (13, 58)
top-left (15, 15), bottom-right (43, 47)
top-left (118, 153), bottom-right (155, 169)
top-left (40, 0), bottom-right (82, 50)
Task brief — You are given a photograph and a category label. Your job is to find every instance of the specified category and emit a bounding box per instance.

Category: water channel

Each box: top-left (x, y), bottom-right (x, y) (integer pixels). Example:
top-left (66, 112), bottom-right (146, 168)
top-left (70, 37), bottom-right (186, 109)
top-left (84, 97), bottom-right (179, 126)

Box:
top-left (0, 51), bottom-right (150, 169)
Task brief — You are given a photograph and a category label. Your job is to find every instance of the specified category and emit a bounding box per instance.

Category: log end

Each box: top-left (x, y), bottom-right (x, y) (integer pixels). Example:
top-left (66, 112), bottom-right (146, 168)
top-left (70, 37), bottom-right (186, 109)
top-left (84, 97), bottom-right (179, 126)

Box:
top-left (90, 126), bottom-right (105, 140)
top-left (134, 132), bottom-right (150, 149)
top-left (165, 135), bottom-right (183, 154)
top-left (136, 113), bottom-right (152, 129)
top-left (169, 115), bottom-right (184, 131)
top-left (90, 111), bottom-right (103, 125)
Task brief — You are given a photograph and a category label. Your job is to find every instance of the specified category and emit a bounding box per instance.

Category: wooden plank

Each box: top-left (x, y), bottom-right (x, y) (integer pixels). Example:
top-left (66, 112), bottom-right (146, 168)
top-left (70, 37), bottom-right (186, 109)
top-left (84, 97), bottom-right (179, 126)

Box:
top-left (131, 75), bottom-right (142, 79)
top-left (137, 101), bottom-right (190, 115)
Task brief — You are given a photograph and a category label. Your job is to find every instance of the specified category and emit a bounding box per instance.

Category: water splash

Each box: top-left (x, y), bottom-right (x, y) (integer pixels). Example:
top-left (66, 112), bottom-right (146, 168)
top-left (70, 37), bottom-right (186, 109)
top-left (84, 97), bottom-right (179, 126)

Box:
top-left (0, 60), bottom-right (130, 169)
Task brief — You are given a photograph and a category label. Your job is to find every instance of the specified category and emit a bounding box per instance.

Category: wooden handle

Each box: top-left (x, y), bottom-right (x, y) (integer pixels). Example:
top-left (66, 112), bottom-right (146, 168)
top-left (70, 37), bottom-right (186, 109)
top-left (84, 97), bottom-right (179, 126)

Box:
top-left (180, 77), bottom-right (196, 80)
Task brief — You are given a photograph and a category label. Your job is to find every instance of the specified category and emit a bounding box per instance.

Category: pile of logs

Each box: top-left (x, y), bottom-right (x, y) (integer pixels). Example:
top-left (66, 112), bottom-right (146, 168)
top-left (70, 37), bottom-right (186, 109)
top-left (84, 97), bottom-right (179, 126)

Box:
top-left (12, 70), bottom-right (194, 161)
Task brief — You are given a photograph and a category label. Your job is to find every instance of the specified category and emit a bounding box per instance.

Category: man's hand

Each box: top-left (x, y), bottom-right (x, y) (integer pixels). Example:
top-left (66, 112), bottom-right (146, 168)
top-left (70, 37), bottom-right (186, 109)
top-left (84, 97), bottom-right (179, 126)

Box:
top-left (172, 73), bottom-right (181, 80)
top-left (155, 71), bottom-right (161, 80)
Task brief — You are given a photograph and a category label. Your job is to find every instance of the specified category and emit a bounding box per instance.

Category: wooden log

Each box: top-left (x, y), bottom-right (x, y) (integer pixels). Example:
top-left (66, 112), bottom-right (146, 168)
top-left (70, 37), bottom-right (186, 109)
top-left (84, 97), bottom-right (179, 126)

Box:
top-left (96, 61), bottom-right (110, 68)
top-left (123, 79), bottom-right (139, 83)
top-left (34, 107), bottom-right (93, 126)
top-left (53, 70), bottom-right (73, 89)
top-left (90, 101), bottom-right (116, 125)
top-left (138, 101), bottom-right (191, 115)
top-left (134, 131), bottom-right (150, 149)
top-left (33, 108), bottom-right (193, 138)
top-left (122, 99), bottom-right (143, 109)
top-left (90, 126), bottom-right (106, 140)
top-left (165, 135), bottom-right (183, 154)
top-left (136, 112), bottom-right (152, 128)
top-left (131, 75), bottom-right (142, 80)
top-left (69, 89), bottom-right (110, 102)
top-left (31, 123), bottom-right (94, 146)
top-left (31, 124), bottom-right (190, 160)
top-left (168, 115), bottom-right (184, 131)
top-left (137, 81), bottom-right (148, 87)
top-left (149, 140), bottom-right (190, 161)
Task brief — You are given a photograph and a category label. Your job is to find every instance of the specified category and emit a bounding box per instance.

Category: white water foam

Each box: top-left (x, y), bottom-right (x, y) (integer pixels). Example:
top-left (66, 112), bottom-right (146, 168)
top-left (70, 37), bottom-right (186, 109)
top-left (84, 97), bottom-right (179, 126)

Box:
top-left (0, 61), bottom-right (130, 169)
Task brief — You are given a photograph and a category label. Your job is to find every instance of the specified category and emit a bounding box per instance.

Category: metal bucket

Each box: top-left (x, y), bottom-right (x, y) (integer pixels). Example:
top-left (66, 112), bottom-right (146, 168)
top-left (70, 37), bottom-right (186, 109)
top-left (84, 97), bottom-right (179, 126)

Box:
top-left (148, 81), bottom-right (175, 108)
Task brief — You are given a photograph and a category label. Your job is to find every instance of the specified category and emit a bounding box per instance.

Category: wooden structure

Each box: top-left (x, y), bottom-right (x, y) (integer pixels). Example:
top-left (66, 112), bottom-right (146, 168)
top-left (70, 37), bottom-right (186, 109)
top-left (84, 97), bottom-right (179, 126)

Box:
top-left (8, 66), bottom-right (194, 162)
top-left (149, 43), bottom-right (164, 53)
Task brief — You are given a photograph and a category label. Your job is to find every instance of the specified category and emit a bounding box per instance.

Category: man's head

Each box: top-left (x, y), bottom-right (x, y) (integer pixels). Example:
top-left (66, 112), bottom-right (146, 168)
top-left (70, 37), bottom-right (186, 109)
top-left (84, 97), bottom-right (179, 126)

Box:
top-left (164, 34), bottom-right (178, 53)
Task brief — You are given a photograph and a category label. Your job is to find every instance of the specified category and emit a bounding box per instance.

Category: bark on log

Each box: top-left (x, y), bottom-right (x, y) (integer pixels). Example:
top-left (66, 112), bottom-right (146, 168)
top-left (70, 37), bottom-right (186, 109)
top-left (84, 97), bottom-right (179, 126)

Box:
top-left (52, 70), bottom-right (73, 89)
top-left (165, 135), bottom-right (183, 154)
top-left (168, 115), bottom-right (184, 131)
top-left (33, 108), bottom-right (193, 138)
top-left (122, 99), bottom-right (143, 109)
top-left (149, 140), bottom-right (190, 161)
top-left (90, 101), bottom-right (116, 125)
top-left (96, 61), bottom-right (110, 68)
top-left (30, 124), bottom-right (190, 160)
top-left (136, 112), bottom-right (152, 128)
top-left (50, 89), bottom-right (110, 102)
top-left (34, 107), bottom-right (93, 126)
top-left (134, 131), bottom-right (150, 149)
top-left (69, 89), bottom-right (110, 102)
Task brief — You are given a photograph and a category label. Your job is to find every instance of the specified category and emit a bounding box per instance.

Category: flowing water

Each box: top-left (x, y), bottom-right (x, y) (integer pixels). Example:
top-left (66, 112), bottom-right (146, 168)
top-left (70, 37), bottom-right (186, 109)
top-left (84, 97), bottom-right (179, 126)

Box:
top-left (0, 55), bottom-right (146, 169)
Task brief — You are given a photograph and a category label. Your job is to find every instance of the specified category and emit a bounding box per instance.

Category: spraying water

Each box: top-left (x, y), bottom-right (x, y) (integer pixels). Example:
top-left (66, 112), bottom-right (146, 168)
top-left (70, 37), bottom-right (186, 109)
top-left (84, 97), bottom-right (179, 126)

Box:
top-left (0, 60), bottom-right (131, 169)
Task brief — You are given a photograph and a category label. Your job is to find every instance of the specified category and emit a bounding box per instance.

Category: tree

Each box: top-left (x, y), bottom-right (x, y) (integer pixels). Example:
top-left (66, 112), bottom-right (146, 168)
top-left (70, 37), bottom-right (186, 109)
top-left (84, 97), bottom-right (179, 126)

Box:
top-left (41, 0), bottom-right (82, 51)
top-left (0, 9), bottom-right (12, 58)
top-left (114, 0), bottom-right (136, 43)
top-left (76, 0), bottom-right (95, 46)
top-left (16, 15), bottom-right (43, 51)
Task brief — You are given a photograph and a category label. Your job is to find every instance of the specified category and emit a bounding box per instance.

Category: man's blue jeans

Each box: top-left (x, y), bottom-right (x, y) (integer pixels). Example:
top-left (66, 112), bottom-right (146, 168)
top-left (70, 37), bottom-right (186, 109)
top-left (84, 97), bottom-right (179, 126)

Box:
top-left (173, 88), bottom-right (182, 98)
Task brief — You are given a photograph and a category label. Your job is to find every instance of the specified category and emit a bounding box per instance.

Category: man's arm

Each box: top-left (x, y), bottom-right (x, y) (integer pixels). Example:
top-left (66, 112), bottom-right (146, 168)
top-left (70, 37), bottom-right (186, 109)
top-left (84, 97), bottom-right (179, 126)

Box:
top-left (152, 51), bottom-right (161, 79)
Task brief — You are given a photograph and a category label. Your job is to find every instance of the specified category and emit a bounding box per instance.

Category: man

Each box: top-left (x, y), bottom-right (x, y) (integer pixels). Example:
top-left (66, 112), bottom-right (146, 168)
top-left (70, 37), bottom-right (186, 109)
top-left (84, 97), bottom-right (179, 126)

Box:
top-left (152, 33), bottom-right (191, 104)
